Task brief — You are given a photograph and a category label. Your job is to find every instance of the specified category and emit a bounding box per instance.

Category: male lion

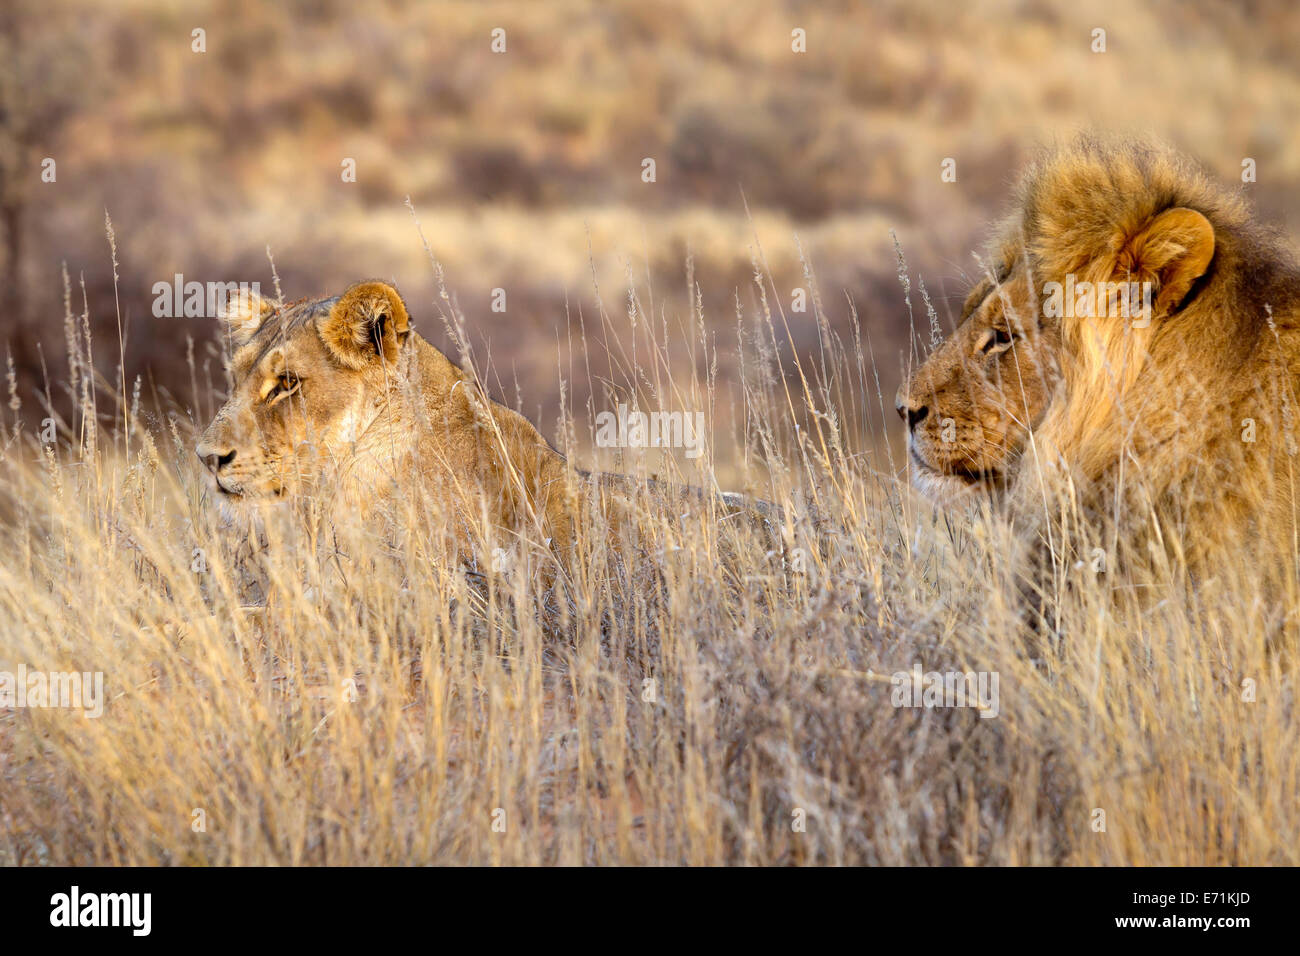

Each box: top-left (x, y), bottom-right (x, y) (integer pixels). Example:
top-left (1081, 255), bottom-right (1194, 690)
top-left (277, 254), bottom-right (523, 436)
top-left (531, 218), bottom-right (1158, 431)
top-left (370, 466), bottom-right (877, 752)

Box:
top-left (1006, 138), bottom-right (1300, 591)
top-left (195, 279), bottom-right (772, 576)
top-left (896, 247), bottom-right (1061, 505)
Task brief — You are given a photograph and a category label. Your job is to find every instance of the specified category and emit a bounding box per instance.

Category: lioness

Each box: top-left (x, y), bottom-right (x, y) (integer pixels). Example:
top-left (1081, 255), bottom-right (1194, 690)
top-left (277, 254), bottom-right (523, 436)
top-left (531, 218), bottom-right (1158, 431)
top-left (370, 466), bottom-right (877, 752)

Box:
top-left (196, 280), bottom-right (583, 565)
top-left (195, 280), bottom-right (771, 574)
top-left (896, 248), bottom-right (1061, 504)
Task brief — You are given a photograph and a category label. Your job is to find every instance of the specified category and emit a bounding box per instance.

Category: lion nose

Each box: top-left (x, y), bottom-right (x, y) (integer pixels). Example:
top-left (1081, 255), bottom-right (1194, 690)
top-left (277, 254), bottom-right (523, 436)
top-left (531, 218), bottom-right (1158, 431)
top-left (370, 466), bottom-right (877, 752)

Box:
top-left (895, 396), bottom-right (929, 431)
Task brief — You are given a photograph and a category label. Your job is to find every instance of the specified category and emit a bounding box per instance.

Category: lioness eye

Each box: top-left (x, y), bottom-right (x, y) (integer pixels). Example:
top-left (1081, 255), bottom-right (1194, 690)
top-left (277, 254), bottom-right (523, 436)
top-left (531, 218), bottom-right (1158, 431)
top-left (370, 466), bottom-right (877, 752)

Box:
top-left (269, 373), bottom-right (301, 402)
top-left (982, 328), bottom-right (1014, 353)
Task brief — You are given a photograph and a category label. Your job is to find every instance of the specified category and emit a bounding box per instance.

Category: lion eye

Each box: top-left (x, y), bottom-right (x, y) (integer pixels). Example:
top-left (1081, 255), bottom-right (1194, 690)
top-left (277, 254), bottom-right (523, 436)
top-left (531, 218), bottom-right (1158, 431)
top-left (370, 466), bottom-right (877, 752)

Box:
top-left (982, 328), bottom-right (1014, 354)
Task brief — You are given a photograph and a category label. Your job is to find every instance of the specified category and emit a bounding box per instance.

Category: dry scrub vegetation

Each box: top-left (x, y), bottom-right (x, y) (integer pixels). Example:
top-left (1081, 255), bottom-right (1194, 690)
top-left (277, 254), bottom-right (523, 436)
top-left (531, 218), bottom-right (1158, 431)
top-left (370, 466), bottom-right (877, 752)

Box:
top-left (4, 0), bottom-right (1299, 868)
top-left (8, 0), bottom-right (1300, 424)
top-left (0, 236), bottom-right (1295, 866)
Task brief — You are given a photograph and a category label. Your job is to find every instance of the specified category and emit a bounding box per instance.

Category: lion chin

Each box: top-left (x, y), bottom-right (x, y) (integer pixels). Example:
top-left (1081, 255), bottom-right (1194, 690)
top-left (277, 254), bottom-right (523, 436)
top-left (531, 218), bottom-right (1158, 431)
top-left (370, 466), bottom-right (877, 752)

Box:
top-left (908, 450), bottom-right (1002, 508)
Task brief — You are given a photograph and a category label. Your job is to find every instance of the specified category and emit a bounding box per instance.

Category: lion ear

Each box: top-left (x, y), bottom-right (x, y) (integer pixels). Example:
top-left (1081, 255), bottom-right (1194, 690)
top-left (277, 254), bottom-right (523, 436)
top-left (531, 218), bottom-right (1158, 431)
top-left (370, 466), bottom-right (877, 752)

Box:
top-left (320, 281), bottom-right (412, 370)
top-left (220, 288), bottom-right (275, 347)
top-left (1117, 207), bottom-right (1215, 317)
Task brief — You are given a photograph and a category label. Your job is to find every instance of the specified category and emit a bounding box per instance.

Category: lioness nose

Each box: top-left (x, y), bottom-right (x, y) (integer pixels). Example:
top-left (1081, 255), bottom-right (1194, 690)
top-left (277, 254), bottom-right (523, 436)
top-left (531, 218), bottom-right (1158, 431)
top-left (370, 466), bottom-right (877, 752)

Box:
top-left (197, 448), bottom-right (236, 471)
top-left (895, 396), bottom-right (929, 431)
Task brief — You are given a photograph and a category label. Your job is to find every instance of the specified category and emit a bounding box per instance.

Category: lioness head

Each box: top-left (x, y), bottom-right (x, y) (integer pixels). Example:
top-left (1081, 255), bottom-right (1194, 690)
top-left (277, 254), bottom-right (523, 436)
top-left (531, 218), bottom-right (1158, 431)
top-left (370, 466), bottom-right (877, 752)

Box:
top-left (896, 252), bottom-right (1061, 503)
top-left (196, 280), bottom-right (415, 501)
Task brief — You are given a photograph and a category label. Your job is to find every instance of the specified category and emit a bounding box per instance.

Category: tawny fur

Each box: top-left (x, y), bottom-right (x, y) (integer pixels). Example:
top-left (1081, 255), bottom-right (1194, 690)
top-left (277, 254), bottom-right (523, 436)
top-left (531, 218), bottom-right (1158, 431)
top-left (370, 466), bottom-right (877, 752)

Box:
top-left (1007, 137), bottom-right (1300, 589)
top-left (196, 280), bottom-right (776, 577)
top-left (897, 247), bottom-right (1061, 506)
top-left (197, 281), bottom-right (580, 567)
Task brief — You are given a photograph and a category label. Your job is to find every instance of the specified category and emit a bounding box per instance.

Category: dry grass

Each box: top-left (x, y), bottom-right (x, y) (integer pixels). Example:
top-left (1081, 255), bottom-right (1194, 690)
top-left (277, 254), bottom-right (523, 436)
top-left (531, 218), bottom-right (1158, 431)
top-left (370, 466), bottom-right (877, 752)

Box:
top-left (1, 234), bottom-right (1295, 866)
top-left (10, 0), bottom-right (1300, 427)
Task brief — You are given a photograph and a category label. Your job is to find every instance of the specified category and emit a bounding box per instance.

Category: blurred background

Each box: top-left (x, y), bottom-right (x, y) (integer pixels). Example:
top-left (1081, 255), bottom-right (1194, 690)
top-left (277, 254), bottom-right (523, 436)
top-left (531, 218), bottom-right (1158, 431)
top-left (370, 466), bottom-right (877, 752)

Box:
top-left (3, 0), bottom-right (1299, 464)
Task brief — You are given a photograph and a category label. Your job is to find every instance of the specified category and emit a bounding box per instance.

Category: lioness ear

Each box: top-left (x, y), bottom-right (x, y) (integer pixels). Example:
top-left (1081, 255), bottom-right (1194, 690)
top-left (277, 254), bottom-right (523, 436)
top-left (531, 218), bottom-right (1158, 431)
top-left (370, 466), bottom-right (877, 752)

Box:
top-left (321, 281), bottom-right (412, 370)
top-left (220, 288), bottom-right (275, 347)
top-left (1117, 207), bottom-right (1215, 317)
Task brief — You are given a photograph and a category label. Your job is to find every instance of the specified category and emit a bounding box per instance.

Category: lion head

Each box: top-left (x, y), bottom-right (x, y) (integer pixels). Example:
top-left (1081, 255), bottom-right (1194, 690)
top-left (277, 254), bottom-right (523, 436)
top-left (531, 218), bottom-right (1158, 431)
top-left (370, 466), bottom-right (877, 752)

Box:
top-left (195, 280), bottom-right (422, 502)
top-left (1008, 137), bottom-right (1300, 584)
top-left (896, 250), bottom-right (1061, 504)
